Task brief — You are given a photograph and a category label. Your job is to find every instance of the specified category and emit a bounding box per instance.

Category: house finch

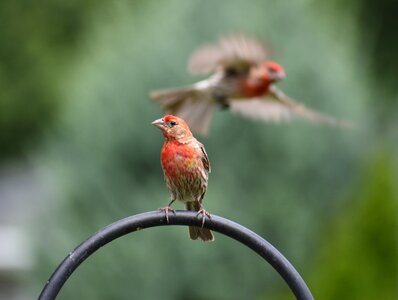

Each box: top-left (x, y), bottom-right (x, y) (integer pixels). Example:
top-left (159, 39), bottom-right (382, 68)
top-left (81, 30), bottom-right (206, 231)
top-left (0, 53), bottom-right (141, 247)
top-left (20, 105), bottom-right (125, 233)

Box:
top-left (151, 33), bottom-right (351, 135)
top-left (152, 114), bottom-right (214, 242)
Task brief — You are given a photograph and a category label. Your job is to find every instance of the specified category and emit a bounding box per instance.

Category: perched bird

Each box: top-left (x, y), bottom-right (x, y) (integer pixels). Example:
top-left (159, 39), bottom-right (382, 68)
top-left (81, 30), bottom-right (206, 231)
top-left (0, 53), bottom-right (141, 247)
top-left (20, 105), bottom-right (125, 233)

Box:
top-left (151, 33), bottom-right (351, 135)
top-left (152, 115), bottom-right (214, 242)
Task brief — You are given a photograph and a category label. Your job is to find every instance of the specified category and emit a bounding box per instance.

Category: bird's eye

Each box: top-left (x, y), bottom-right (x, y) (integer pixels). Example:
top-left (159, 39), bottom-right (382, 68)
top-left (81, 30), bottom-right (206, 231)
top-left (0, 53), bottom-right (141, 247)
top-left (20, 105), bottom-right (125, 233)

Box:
top-left (268, 67), bottom-right (277, 74)
top-left (168, 120), bottom-right (177, 127)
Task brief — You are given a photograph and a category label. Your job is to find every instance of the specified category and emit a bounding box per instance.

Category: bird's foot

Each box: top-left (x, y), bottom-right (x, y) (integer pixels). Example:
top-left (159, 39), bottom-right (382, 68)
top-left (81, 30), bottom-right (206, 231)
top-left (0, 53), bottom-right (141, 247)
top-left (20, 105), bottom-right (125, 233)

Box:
top-left (196, 208), bottom-right (211, 227)
top-left (159, 206), bottom-right (176, 223)
top-left (213, 92), bottom-right (229, 110)
top-left (219, 102), bottom-right (230, 110)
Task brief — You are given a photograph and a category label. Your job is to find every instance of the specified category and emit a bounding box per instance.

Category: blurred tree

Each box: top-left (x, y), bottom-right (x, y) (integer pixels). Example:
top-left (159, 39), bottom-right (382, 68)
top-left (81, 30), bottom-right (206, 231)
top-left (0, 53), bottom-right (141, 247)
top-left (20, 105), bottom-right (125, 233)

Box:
top-left (358, 0), bottom-right (398, 106)
top-left (307, 150), bottom-right (398, 300)
top-left (269, 150), bottom-right (398, 300)
top-left (0, 0), bottom-right (105, 161)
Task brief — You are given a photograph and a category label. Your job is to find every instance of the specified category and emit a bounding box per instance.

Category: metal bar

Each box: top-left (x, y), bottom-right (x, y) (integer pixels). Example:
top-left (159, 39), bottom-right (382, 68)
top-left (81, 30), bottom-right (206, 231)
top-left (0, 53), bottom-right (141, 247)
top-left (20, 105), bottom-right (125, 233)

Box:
top-left (38, 210), bottom-right (314, 300)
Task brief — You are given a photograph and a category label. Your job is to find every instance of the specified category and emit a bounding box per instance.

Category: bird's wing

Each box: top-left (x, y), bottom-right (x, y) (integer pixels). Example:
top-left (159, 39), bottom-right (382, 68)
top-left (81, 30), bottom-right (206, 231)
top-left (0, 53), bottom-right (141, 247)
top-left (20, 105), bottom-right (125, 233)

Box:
top-left (150, 86), bottom-right (215, 136)
top-left (175, 97), bottom-right (214, 136)
top-left (268, 86), bottom-right (353, 127)
top-left (230, 86), bottom-right (352, 127)
top-left (188, 33), bottom-right (268, 75)
top-left (198, 142), bottom-right (211, 173)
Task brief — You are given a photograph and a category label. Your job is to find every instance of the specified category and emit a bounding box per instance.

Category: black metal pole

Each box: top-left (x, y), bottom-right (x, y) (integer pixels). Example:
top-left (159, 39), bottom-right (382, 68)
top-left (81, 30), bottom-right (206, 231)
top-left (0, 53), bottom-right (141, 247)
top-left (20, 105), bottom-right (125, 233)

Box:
top-left (38, 210), bottom-right (314, 300)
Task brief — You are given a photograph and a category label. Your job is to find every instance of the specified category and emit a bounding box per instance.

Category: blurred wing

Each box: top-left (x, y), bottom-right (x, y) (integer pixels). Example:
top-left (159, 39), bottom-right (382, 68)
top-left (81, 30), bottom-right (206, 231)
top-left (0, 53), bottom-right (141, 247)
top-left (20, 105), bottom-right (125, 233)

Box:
top-left (230, 86), bottom-right (352, 128)
top-left (188, 33), bottom-right (269, 75)
top-left (176, 98), bottom-right (214, 136)
top-left (229, 97), bottom-right (292, 122)
top-left (268, 86), bottom-right (353, 128)
top-left (150, 87), bottom-right (215, 136)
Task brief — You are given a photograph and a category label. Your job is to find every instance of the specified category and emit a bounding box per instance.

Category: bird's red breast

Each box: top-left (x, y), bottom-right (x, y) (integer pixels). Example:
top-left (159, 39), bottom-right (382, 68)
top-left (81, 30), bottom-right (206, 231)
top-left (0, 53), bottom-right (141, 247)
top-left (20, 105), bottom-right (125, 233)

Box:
top-left (241, 79), bottom-right (271, 98)
top-left (239, 63), bottom-right (279, 98)
top-left (161, 140), bottom-right (202, 179)
top-left (161, 139), bottom-right (208, 203)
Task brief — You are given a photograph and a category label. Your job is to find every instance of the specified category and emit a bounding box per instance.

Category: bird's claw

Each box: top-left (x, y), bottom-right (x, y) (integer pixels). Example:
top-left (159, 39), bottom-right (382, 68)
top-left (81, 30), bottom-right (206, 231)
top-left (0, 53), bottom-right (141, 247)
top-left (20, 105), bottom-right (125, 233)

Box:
top-left (159, 206), bottom-right (176, 223)
top-left (197, 208), bottom-right (211, 228)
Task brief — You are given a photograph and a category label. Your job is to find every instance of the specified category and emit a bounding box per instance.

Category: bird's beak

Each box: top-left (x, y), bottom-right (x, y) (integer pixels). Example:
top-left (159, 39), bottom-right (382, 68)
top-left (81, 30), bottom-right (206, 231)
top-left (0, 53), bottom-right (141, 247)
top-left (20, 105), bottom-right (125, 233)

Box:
top-left (152, 118), bottom-right (165, 129)
top-left (277, 71), bottom-right (286, 80)
top-left (270, 70), bottom-right (285, 81)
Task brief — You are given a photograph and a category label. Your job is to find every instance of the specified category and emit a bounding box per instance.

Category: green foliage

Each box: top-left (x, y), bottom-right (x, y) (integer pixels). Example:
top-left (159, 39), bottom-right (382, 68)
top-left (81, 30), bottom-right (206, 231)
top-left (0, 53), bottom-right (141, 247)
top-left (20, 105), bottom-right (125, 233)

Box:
top-left (308, 150), bottom-right (398, 300)
top-left (0, 0), bottom-right (105, 160)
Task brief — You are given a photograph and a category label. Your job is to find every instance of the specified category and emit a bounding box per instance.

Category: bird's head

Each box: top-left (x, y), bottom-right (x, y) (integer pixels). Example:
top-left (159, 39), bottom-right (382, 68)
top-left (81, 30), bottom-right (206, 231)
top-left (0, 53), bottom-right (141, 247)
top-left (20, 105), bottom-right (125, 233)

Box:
top-left (259, 61), bottom-right (286, 83)
top-left (152, 115), bottom-right (193, 141)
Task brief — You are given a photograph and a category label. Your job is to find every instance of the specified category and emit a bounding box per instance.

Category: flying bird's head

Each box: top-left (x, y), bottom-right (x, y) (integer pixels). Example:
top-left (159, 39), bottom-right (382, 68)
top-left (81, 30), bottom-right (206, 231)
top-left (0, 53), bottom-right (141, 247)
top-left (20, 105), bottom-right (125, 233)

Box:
top-left (152, 115), bottom-right (193, 141)
top-left (260, 61), bottom-right (286, 83)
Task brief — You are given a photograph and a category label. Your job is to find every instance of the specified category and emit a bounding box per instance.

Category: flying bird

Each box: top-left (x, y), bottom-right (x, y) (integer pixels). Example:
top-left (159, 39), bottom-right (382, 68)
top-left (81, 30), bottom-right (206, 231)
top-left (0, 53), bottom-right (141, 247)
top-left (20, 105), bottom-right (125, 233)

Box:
top-left (151, 33), bottom-right (351, 135)
top-left (152, 115), bottom-right (214, 242)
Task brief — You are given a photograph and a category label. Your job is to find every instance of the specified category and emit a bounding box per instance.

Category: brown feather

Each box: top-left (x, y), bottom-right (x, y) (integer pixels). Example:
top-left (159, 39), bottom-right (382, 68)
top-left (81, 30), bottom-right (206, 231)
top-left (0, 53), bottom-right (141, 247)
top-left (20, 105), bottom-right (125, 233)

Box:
top-left (186, 201), bottom-right (214, 242)
top-left (188, 33), bottom-right (268, 75)
top-left (150, 87), bottom-right (215, 135)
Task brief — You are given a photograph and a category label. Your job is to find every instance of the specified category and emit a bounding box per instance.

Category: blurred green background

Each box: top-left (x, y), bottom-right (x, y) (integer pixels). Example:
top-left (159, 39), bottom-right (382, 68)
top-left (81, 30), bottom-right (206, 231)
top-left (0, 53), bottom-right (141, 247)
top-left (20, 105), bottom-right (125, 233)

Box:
top-left (0, 0), bottom-right (397, 299)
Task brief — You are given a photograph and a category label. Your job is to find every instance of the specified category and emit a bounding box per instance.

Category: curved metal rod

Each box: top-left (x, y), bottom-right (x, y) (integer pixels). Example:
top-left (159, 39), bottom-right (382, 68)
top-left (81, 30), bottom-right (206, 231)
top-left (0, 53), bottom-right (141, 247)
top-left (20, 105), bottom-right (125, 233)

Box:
top-left (38, 210), bottom-right (314, 300)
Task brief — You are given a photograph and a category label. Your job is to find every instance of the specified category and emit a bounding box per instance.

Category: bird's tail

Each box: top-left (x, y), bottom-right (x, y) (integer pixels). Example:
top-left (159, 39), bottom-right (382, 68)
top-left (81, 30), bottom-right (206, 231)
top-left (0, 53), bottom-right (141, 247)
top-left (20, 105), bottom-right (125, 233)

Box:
top-left (150, 86), bottom-right (214, 136)
top-left (185, 201), bottom-right (214, 242)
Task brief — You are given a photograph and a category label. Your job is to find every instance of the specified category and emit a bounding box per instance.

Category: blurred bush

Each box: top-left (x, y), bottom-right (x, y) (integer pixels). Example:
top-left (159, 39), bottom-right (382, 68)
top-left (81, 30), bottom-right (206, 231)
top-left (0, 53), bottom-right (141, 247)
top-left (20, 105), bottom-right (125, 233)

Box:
top-left (309, 151), bottom-right (398, 299)
top-left (0, 0), bottom-right (105, 161)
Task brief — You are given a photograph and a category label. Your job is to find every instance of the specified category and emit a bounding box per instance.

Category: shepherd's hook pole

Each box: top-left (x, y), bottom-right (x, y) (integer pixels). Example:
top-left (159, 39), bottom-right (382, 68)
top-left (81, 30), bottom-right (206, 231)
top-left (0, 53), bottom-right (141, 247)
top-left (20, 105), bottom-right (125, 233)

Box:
top-left (39, 210), bottom-right (314, 300)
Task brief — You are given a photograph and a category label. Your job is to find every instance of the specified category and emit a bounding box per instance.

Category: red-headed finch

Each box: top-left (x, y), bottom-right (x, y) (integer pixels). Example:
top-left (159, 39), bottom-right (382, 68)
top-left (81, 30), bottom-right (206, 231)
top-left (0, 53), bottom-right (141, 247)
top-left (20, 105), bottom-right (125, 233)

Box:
top-left (152, 115), bottom-right (214, 242)
top-left (151, 33), bottom-right (351, 135)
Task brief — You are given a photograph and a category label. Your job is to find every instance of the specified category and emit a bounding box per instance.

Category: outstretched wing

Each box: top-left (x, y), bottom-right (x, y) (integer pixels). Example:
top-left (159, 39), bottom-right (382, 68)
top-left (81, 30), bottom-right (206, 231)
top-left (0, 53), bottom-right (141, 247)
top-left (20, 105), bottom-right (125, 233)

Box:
top-left (188, 33), bottom-right (269, 75)
top-left (230, 85), bottom-right (352, 127)
top-left (229, 98), bottom-right (292, 122)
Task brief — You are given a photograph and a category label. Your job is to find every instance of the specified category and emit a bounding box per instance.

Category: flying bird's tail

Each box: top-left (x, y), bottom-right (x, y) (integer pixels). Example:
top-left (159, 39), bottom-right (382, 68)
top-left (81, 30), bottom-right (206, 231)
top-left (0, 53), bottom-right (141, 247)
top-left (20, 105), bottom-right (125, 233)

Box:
top-left (150, 86), bottom-right (214, 136)
top-left (185, 201), bottom-right (214, 242)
